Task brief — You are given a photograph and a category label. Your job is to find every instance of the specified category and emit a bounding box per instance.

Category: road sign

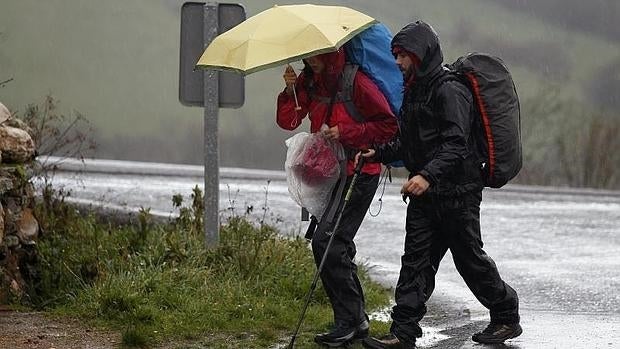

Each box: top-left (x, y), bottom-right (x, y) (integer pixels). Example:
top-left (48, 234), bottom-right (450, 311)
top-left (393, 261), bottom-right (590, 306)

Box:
top-left (179, 2), bottom-right (245, 108)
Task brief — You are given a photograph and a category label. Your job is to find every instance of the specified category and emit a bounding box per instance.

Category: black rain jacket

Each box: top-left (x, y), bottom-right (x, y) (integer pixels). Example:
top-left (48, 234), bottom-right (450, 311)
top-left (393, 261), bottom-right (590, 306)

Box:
top-left (376, 21), bottom-right (483, 196)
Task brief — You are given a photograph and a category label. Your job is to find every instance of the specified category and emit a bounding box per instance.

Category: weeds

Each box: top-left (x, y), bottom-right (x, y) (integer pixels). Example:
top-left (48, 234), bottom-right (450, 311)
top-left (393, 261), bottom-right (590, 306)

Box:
top-left (519, 89), bottom-right (620, 189)
top-left (30, 185), bottom-right (391, 348)
top-left (25, 95), bottom-right (95, 157)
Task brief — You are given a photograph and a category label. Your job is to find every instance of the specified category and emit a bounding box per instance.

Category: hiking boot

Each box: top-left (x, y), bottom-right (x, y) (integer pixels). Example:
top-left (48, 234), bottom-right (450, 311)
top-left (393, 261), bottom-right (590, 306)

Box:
top-left (472, 322), bottom-right (522, 344)
top-left (362, 333), bottom-right (416, 349)
top-left (314, 320), bottom-right (369, 347)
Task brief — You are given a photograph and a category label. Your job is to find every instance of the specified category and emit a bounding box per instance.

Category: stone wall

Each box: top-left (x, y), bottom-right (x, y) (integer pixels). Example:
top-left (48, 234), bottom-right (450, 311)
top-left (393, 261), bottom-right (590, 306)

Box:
top-left (0, 102), bottom-right (38, 303)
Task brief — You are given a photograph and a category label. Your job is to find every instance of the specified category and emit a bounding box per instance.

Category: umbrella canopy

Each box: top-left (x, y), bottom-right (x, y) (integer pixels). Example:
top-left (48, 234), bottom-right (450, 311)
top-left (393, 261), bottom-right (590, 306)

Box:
top-left (195, 4), bottom-right (377, 75)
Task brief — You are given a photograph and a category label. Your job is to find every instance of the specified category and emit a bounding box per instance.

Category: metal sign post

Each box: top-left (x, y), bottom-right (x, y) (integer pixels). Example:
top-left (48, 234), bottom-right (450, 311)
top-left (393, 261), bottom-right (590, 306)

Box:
top-left (179, 2), bottom-right (245, 247)
top-left (203, 3), bottom-right (219, 247)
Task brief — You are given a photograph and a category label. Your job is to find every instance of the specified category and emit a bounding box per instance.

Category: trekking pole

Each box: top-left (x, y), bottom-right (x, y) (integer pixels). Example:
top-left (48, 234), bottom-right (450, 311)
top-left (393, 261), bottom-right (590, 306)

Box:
top-left (288, 156), bottom-right (366, 349)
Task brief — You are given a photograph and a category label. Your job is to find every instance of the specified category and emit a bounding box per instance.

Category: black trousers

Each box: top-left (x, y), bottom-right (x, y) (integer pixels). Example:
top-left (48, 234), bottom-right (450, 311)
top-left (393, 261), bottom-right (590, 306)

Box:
top-left (390, 191), bottom-right (520, 344)
top-left (311, 173), bottom-right (379, 326)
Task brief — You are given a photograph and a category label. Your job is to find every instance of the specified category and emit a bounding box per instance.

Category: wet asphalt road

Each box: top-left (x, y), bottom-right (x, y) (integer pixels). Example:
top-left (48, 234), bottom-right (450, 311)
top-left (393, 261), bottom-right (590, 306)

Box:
top-left (44, 158), bottom-right (620, 348)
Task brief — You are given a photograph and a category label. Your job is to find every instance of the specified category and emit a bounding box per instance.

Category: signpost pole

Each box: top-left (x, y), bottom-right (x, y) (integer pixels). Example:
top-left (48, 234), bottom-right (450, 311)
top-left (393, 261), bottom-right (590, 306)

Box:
top-left (203, 3), bottom-right (220, 247)
top-left (180, 2), bottom-right (245, 247)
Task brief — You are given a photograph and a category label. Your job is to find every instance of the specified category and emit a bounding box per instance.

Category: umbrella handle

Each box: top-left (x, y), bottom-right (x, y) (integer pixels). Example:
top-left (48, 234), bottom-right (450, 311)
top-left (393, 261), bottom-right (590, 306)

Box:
top-left (286, 64), bottom-right (302, 111)
top-left (292, 86), bottom-right (302, 111)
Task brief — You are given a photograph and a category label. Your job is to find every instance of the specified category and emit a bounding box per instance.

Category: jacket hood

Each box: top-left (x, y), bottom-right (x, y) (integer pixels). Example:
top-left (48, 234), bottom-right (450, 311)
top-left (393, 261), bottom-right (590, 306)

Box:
top-left (316, 49), bottom-right (345, 76)
top-left (302, 48), bottom-right (346, 93)
top-left (392, 21), bottom-right (443, 83)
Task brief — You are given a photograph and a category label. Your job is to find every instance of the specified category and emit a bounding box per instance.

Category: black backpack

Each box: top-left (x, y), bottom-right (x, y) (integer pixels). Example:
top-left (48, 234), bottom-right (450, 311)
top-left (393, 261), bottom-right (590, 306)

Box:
top-left (441, 53), bottom-right (522, 188)
top-left (313, 55), bottom-right (521, 188)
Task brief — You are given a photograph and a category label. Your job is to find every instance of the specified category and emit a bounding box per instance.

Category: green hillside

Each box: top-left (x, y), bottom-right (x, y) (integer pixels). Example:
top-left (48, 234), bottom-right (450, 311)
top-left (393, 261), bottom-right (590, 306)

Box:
top-left (1, 0), bottom-right (618, 186)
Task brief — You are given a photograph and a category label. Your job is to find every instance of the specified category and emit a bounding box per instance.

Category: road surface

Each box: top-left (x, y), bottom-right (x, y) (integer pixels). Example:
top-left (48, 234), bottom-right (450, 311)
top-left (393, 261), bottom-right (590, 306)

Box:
top-left (41, 157), bottom-right (620, 348)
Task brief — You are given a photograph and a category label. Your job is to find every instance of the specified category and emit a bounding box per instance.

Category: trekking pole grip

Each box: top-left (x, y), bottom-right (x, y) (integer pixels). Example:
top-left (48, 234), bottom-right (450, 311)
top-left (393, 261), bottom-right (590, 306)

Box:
top-left (355, 153), bottom-right (366, 174)
top-left (344, 155), bottom-right (365, 203)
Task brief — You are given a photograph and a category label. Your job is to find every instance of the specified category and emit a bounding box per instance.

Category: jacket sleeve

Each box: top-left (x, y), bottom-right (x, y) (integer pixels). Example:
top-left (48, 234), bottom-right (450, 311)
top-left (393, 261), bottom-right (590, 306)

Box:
top-left (276, 75), bottom-right (311, 130)
top-left (374, 135), bottom-right (404, 164)
top-left (419, 82), bottom-right (472, 185)
top-left (338, 72), bottom-right (398, 148)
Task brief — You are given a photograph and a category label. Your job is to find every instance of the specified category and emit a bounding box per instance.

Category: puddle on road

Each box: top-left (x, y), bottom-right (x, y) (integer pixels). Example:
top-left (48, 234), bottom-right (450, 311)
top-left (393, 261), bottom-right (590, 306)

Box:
top-left (369, 306), bottom-right (450, 347)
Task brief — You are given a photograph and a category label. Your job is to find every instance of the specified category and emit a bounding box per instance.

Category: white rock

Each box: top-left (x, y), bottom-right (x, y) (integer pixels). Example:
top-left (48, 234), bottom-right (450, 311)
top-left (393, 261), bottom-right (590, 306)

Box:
top-left (0, 126), bottom-right (35, 163)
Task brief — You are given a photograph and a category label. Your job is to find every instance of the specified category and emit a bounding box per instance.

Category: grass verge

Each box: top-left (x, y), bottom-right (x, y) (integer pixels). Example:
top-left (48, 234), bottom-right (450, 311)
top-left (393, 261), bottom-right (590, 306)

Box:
top-left (27, 185), bottom-right (391, 348)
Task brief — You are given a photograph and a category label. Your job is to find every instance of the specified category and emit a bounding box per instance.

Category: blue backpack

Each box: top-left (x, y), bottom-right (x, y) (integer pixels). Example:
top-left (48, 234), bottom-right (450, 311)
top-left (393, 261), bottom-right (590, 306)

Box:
top-left (310, 24), bottom-right (404, 167)
top-left (344, 23), bottom-right (403, 119)
top-left (344, 23), bottom-right (404, 168)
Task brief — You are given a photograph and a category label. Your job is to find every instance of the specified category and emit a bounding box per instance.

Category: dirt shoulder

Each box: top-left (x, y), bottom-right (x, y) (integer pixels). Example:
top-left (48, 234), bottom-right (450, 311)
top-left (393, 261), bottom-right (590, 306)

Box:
top-left (0, 308), bottom-right (121, 349)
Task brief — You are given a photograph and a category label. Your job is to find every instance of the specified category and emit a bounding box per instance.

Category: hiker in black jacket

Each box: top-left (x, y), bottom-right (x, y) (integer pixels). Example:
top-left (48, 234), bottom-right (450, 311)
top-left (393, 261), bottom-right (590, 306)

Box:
top-left (359, 21), bottom-right (522, 349)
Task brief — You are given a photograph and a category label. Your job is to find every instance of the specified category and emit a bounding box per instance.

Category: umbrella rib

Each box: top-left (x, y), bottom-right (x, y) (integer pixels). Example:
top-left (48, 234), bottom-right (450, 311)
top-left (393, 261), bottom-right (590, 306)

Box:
top-left (290, 23), bottom-right (333, 47)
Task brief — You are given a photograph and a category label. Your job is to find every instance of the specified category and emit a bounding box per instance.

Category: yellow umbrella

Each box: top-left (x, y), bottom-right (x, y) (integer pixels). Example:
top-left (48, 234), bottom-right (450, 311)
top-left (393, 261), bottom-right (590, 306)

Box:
top-left (195, 4), bottom-right (377, 75)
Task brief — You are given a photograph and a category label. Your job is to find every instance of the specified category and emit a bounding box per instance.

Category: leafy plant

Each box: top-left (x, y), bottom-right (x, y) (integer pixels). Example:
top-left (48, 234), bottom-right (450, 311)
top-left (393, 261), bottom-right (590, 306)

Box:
top-left (29, 186), bottom-right (391, 348)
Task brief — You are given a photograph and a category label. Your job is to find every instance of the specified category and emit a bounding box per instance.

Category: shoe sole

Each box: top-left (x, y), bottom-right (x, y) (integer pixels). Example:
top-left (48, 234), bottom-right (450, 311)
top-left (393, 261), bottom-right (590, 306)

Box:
top-left (315, 330), bottom-right (369, 347)
top-left (472, 326), bottom-right (523, 344)
top-left (362, 337), bottom-right (416, 349)
top-left (314, 339), bottom-right (357, 348)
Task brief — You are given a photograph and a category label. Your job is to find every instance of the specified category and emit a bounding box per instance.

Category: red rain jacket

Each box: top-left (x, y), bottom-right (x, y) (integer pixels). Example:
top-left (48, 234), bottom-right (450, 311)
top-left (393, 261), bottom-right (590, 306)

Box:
top-left (277, 50), bottom-right (398, 176)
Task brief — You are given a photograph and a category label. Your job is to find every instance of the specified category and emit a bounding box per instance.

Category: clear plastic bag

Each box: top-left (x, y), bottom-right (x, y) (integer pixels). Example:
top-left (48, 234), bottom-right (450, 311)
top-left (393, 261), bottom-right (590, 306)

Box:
top-left (285, 130), bottom-right (345, 219)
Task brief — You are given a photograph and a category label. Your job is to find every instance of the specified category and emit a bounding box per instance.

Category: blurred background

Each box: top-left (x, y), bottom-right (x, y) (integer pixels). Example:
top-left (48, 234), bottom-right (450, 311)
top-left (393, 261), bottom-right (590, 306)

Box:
top-left (1, 0), bottom-right (619, 189)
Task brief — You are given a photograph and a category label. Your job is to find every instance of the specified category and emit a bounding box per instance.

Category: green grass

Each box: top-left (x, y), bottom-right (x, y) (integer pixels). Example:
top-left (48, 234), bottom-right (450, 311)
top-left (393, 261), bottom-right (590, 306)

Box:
top-left (29, 186), bottom-right (391, 348)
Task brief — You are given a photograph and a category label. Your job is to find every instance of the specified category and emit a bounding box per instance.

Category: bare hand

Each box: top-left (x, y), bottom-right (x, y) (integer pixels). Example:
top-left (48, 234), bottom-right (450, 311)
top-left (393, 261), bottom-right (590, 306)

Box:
top-left (354, 149), bottom-right (375, 168)
top-left (283, 65), bottom-right (297, 95)
top-left (322, 125), bottom-right (340, 140)
top-left (401, 175), bottom-right (430, 197)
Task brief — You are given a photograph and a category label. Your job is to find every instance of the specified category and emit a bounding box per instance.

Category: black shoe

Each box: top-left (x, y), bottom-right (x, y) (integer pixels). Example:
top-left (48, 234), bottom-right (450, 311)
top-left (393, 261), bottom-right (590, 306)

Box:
top-left (472, 322), bottom-right (522, 344)
top-left (362, 333), bottom-right (416, 349)
top-left (314, 320), bottom-right (369, 347)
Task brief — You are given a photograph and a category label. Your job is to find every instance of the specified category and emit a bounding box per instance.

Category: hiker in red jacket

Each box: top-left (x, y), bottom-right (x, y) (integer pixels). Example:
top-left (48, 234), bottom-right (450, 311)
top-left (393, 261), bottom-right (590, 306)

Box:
top-left (276, 48), bottom-right (398, 347)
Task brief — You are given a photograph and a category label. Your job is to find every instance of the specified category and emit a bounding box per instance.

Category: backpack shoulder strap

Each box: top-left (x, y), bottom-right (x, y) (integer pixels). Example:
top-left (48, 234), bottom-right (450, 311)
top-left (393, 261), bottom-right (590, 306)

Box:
top-left (425, 69), bottom-right (460, 105)
top-left (309, 64), bottom-right (365, 123)
top-left (341, 64), bottom-right (365, 123)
